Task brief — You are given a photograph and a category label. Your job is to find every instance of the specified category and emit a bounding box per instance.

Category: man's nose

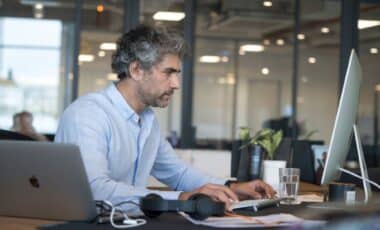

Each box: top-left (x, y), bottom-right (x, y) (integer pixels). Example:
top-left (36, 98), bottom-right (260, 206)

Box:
top-left (170, 74), bottom-right (180, 89)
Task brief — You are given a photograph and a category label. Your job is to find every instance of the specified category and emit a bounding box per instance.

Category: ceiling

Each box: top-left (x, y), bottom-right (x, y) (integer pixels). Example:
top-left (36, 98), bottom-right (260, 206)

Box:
top-left (0, 0), bottom-right (379, 61)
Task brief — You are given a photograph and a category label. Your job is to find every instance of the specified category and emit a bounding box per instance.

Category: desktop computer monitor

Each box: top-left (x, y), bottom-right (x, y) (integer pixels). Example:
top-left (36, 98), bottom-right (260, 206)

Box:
top-left (320, 49), bottom-right (362, 185)
top-left (320, 49), bottom-right (374, 202)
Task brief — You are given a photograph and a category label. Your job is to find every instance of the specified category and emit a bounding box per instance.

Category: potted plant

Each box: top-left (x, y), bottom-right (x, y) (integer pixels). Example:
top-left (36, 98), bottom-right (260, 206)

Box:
top-left (239, 127), bottom-right (285, 190)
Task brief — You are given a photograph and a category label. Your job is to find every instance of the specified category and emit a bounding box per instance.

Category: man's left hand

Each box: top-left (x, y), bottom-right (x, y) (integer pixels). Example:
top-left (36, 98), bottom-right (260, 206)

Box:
top-left (228, 180), bottom-right (275, 200)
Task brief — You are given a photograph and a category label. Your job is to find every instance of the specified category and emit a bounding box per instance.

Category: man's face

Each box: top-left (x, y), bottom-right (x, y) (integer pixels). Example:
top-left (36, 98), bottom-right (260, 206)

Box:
top-left (138, 54), bottom-right (181, 108)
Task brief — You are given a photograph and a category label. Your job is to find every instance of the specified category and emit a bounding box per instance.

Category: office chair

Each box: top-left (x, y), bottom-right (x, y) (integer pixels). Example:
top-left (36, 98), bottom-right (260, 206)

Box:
top-left (0, 129), bottom-right (35, 141)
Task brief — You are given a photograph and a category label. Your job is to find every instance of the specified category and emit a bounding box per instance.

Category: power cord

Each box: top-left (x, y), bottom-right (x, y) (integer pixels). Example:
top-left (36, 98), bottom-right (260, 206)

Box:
top-left (96, 200), bottom-right (146, 228)
top-left (339, 167), bottom-right (380, 189)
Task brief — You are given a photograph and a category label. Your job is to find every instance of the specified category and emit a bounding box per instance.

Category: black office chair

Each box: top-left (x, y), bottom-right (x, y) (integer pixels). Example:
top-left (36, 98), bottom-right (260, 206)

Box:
top-left (0, 129), bottom-right (35, 141)
top-left (292, 140), bottom-right (316, 184)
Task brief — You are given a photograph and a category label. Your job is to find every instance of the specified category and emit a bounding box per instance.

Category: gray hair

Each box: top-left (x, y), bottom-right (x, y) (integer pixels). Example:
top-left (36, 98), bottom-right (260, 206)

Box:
top-left (111, 25), bottom-right (187, 80)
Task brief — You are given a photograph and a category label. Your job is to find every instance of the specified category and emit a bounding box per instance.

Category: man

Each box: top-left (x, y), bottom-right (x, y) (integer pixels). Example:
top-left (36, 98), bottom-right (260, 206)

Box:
top-left (55, 25), bottom-right (274, 214)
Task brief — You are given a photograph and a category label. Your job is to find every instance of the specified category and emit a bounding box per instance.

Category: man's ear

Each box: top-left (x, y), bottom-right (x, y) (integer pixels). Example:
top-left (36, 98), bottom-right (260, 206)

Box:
top-left (129, 61), bottom-right (144, 81)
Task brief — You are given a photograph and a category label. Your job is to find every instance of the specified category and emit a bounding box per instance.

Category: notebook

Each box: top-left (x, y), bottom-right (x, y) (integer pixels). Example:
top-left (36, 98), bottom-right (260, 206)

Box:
top-left (0, 141), bottom-right (97, 221)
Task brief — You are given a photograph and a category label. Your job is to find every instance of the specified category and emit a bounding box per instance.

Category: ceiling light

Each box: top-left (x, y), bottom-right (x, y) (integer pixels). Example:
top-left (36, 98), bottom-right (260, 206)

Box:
top-left (261, 67), bottom-right (270, 75)
top-left (263, 39), bottom-right (271, 46)
top-left (34, 3), bottom-right (44, 10)
top-left (308, 57), bottom-right (316, 64)
top-left (98, 51), bottom-right (106, 57)
top-left (358, 19), bottom-right (380, 30)
top-left (321, 27), bottom-right (330, 34)
top-left (199, 55), bottom-right (220, 63)
top-left (153, 11), bottom-right (185, 21)
top-left (263, 1), bottom-right (273, 7)
top-left (297, 33), bottom-right (305, 40)
top-left (78, 54), bottom-right (95, 62)
top-left (240, 44), bottom-right (264, 52)
top-left (34, 12), bottom-right (43, 19)
top-left (239, 49), bottom-right (245, 55)
top-left (276, 39), bottom-right (285, 46)
top-left (370, 48), bottom-right (378, 54)
top-left (376, 84), bottom-right (380, 92)
top-left (34, 3), bottom-right (44, 19)
top-left (107, 73), bottom-right (118, 81)
top-left (100, 43), bottom-right (117, 50)
top-left (96, 4), bottom-right (104, 13)
top-left (221, 56), bottom-right (229, 62)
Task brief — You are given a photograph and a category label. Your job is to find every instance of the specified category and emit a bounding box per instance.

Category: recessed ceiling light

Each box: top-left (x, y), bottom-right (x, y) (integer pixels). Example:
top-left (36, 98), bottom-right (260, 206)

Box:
top-left (79, 54), bottom-right (95, 62)
top-left (276, 39), bottom-right (285, 46)
top-left (153, 11), bottom-right (185, 21)
top-left (321, 27), bottom-right (330, 34)
top-left (240, 44), bottom-right (265, 52)
top-left (96, 4), bottom-right (104, 13)
top-left (34, 12), bottom-right (43, 19)
top-left (297, 33), bottom-right (306, 40)
top-left (199, 55), bottom-right (220, 63)
top-left (34, 3), bottom-right (43, 10)
top-left (370, 48), bottom-right (378, 54)
top-left (98, 51), bottom-right (106, 57)
top-left (263, 1), bottom-right (273, 7)
top-left (308, 57), bottom-right (316, 64)
top-left (263, 39), bottom-right (271, 46)
top-left (261, 67), bottom-right (270, 75)
top-left (100, 43), bottom-right (117, 50)
top-left (358, 19), bottom-right (380, 30)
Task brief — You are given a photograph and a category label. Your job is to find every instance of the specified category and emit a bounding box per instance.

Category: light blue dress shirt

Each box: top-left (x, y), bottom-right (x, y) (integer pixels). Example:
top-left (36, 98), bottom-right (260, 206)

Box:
top-left (55, 83), bottom-right (225, 214)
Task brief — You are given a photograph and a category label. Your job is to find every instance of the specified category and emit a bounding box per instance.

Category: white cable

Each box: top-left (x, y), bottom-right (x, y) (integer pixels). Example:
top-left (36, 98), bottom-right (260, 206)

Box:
top-left (339, 167), bottom-right (380, 190)
top-left (103, 200), bottom-right (146, 229)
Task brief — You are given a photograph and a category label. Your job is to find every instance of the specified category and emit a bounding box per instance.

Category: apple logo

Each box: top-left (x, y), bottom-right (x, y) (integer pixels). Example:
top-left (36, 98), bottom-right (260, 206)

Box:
top-left (29, 175), bottom-right (40, 188)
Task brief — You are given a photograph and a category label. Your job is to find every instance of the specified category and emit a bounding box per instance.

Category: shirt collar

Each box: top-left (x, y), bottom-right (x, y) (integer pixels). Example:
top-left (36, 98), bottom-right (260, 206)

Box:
top-left (104, 83), bottom-right (154, 125)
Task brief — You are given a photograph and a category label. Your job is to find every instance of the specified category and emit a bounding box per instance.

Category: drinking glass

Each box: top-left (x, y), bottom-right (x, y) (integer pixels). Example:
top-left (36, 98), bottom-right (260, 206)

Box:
top-left (279, 168), bottom-right (301, 205)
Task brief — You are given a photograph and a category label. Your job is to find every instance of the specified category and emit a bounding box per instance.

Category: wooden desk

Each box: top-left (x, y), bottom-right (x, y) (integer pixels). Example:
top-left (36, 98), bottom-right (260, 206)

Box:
top-left (0, 216), bottom-right (59, 230)
top-left (0, 182), bottom-right (376, 230)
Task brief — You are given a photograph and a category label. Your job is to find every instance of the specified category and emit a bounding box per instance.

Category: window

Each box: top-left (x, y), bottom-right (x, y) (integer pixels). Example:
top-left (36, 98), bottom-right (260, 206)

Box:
top-left (0, 18), bottom-right (63, 133)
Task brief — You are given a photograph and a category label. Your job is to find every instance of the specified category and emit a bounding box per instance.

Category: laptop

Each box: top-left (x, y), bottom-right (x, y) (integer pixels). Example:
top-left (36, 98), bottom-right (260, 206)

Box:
top-left (0, 141), bottom-right (97, 221)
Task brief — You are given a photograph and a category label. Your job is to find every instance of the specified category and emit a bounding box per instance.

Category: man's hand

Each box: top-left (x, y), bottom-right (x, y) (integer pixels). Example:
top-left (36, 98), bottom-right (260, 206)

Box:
top-left (229, 180), bottom-right (275, 200)
top-left (178, 183), bottom-right (239, 209)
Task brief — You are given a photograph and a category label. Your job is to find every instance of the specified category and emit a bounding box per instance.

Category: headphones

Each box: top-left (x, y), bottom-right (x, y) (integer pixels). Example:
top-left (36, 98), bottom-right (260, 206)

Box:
top-left (140, 193), bottom-right (225, 220)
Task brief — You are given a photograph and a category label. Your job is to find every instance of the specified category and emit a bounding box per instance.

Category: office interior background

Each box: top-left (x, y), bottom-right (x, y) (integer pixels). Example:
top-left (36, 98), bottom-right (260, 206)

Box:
top-left (0, 0), bottom-right (379, 154)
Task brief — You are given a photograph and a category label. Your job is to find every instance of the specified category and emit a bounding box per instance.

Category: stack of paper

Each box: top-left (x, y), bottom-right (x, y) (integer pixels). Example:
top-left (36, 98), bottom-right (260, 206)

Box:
top-left (180, 212), bottom-right (325, 228)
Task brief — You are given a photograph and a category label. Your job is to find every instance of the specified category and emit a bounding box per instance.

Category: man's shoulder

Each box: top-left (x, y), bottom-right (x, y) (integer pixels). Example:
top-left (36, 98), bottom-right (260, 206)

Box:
top-left (64, 91), bottom-right (111, 117)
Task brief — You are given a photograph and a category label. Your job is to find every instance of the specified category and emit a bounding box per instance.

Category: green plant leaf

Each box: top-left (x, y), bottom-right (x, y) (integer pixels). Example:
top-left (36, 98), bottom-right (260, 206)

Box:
top-left (238, 127), bottom-right (251, 142)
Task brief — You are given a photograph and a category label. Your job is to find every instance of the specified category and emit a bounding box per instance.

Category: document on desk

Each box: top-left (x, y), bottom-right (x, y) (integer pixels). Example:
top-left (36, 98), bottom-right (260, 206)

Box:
top-left (180, 212), bottom-right (325, 228)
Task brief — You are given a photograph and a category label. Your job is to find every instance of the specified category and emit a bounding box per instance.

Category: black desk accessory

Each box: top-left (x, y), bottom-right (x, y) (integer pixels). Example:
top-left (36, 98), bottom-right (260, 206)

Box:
top-left (140, 193), bottom-right (225, 220)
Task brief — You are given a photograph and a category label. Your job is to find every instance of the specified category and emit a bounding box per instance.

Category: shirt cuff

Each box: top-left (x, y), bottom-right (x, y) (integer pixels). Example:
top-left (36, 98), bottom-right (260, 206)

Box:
top-left (155, 190), bottom-right (183, 200)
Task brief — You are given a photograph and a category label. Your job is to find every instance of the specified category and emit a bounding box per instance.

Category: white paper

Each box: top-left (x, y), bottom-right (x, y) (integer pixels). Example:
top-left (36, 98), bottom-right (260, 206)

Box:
top-left (180, 212), bottom-right (325, 228)
top-left (297, 194), bottom-right (324, 203)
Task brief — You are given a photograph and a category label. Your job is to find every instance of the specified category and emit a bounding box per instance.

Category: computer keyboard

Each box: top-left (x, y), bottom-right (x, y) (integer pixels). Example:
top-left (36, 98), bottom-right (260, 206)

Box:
top-left (231, 198), bottom-right (284, 212)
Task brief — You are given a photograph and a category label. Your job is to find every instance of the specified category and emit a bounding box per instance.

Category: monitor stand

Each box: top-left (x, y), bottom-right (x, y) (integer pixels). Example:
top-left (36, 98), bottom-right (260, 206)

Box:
top-left (308, 124), bottom-right (375, 210)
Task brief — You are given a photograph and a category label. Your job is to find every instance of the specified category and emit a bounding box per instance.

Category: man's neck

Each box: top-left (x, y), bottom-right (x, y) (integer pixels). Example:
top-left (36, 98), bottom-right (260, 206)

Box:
top-left (116, 80), bottom-right (146, 114)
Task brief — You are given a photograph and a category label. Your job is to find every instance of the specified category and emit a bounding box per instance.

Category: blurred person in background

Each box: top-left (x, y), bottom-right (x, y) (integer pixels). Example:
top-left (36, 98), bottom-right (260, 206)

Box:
top-left (11, 111), bottom-right (48, 141)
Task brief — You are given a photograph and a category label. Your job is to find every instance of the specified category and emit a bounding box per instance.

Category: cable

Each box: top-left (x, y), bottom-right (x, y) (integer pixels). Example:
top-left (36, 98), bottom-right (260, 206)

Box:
top-left (103, 200), bottom-right (147, 229)
top-left (339, 167), bottom-right (380, 190)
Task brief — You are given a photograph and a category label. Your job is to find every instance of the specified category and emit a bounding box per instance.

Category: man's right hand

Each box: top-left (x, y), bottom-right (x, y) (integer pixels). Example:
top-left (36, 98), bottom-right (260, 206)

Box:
top-left (178, 183), bottom-right (239, 210)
